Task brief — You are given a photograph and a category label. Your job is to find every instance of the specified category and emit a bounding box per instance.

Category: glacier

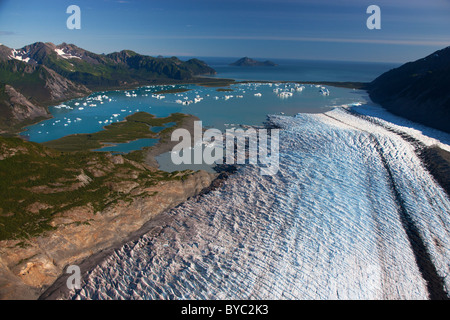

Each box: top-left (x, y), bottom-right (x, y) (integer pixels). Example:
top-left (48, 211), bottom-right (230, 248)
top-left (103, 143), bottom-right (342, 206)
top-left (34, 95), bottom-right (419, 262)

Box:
top-left (68, 106), bottom-right (450, 300)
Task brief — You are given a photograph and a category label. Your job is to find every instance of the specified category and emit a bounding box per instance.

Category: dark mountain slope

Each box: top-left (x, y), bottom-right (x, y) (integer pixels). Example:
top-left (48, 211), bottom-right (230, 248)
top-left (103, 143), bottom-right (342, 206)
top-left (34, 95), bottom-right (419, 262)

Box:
top-left (0, 59), bottom-right (91, 132)
top-left (368, 47), bottom-right (450, 133)
top-left (1, 42), bottom-right (216, 89)
top-left (0, 42), bottom-right (217, 133)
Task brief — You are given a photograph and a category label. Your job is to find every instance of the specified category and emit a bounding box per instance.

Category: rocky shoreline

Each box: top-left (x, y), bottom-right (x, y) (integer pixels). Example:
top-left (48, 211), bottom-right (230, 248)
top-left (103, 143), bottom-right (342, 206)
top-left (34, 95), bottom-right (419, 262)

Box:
top-left (0, 102), bottom-right (246, 300)
top-left (0, 111), bottom-right (222, 300)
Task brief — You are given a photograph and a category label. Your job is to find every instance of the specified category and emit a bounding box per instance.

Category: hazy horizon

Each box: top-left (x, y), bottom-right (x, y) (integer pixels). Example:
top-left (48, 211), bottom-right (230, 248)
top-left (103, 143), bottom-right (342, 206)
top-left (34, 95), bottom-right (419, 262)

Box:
top-left (1, 0), bottom-right (449, 63)
top-left (0, 40), bottom-right (425, 65)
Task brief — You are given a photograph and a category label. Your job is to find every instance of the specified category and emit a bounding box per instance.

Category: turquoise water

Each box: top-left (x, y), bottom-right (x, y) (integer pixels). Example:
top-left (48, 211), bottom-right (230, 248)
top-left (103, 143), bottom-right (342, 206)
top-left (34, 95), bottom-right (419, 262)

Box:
top-left (21, 59), bottom-right (395, 151)
top-left (22, 83), bottom-right (369, 143)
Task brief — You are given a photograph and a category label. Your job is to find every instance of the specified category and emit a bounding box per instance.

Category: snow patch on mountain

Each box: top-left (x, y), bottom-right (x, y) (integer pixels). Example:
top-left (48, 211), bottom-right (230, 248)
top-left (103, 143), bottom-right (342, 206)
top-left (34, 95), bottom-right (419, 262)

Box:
top-left (9, 49), bottom-right (30, 63)
top-left (54, 48), bottom-right (81, 60)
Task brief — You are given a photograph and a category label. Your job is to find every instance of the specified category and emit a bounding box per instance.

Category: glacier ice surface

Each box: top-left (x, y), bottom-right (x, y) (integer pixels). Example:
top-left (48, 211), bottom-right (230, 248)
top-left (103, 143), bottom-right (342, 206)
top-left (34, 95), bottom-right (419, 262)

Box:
top-left (69, 107), bottom-right (450, 300)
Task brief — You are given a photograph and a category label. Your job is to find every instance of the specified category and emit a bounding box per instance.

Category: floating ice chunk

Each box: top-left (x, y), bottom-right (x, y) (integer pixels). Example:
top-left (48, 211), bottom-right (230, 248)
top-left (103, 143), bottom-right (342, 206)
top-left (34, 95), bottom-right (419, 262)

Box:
top-left (54, 104), bottom-right (72, 109)
top-left (319, 88), bottom-right (330, 96)
top-left (278, 91), bottom-right (293, 98)
top-left (8, 49), bottom-right (31, 63)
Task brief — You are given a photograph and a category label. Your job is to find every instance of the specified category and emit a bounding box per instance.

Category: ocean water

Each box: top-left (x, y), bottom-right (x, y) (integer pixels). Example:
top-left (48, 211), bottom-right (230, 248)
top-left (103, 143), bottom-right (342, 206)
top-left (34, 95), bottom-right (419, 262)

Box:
top-left (21, 59), bottom-right (397, 147)
top-left (68, 107), bottom-right (450, 300)
top-left (198, 57), bottom-right (399, 82)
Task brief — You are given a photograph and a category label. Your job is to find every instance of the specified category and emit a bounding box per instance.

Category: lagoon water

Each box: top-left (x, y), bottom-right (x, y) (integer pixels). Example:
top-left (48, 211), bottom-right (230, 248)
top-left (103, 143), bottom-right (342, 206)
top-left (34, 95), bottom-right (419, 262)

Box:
top-left (25, 59), bottom-right (449, 300)
top-left (22, 59), bottom-right (398, 149)
top-left (22, 83), bottom-right (366, 144)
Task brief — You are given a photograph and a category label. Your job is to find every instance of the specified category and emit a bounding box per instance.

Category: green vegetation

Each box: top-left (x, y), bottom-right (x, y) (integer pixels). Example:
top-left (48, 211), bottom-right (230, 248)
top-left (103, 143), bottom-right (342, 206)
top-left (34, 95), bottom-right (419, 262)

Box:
top-left (0, 61), bottom-right (51, 109)
top-left (45, 47), bottom-right (216, 88)
top-left (0, 134), bottom-right (194, 241)
top-left (43, 112), bottom-right (187, 152)
top-left (1, 43), bottom-right (216, 90)
top-left (0, 112), bottom-right (199, 240)
top-left (0, 42), bottom-right (219, 134)
top-left (0, 137), bottom-right (105, 240)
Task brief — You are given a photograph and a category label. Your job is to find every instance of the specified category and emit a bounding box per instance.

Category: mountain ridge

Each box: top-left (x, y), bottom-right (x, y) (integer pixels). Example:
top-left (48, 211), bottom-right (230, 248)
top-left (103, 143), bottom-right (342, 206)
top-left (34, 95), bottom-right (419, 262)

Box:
top-left (368, 46), bottom-right (450, 133)
top-left (0, 42), bottom-right (217, 133)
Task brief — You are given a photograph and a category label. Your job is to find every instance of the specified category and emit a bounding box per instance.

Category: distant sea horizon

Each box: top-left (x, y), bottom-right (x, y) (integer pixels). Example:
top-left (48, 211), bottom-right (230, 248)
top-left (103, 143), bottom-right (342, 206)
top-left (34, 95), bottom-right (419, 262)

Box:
top-left (179, 56), bottom-right (400, 83)
top-left (22, 57), bottom-right (392, 148)
top-left (21, 56), bottom-right (398, 160)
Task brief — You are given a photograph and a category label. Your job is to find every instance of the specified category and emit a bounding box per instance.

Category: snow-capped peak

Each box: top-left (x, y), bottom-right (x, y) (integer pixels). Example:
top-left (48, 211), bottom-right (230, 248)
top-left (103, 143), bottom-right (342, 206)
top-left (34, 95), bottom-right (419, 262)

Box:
top-left (9, 49), bottom-right (30, 63)
top-left (54, 48), bottom-right (81, 60)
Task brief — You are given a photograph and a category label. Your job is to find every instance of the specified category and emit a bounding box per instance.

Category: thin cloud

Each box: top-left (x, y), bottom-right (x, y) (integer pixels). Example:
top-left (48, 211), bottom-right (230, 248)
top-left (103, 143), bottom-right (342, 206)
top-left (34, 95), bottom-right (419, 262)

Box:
top-left (154, 34), bottom-right (450, 46)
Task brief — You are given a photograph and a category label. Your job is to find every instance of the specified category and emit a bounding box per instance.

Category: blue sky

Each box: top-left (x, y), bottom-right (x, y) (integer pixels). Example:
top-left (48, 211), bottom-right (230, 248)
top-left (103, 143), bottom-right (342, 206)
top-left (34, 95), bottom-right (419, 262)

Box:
top-left (0, 0), bottom-right (449, 62)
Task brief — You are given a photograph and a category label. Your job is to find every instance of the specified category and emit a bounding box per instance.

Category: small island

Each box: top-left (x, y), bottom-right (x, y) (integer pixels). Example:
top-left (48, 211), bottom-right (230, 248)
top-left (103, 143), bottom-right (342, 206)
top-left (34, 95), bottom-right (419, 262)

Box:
top-left (229, 57), bottom-right (277, 67)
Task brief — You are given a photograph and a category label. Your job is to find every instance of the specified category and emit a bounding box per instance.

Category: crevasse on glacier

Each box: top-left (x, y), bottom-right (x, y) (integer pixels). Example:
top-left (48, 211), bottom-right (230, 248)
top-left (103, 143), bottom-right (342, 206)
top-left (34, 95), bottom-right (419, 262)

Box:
top-left (70, 107), bottom-right (450, 300)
